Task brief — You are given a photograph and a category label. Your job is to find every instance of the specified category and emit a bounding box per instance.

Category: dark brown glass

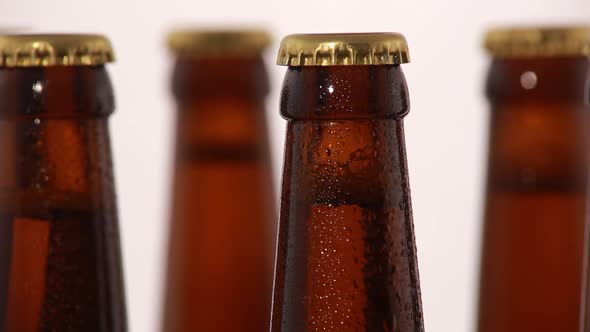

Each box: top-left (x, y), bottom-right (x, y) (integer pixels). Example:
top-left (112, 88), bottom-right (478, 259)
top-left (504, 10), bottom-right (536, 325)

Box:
top-left (0, 66), bottom-right (127, 331)
top-left (270, 65), bottom-right (424, 332)
top-left (477, 57), bottom-right (590, 332)
top-left (162, 55), bottom-right (275, 332)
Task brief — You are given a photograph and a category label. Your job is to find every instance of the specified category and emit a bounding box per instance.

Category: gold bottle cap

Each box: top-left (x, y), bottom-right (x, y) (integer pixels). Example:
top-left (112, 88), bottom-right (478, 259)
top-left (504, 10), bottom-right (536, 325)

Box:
top-left (277, 33), bottom-right (410, 66)
top-left (485, 26), bottom-right (590, 58)
top-left (168, 29), bottom-right (272, 56)
top-left (0, 34), bottom-right (115, 67)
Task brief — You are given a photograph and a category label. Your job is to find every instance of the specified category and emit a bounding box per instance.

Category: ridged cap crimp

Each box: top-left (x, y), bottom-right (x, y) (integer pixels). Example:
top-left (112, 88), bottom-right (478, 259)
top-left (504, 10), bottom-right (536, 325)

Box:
top-left (0, 34), bottom-right (115, 67)
top-left (277, 33), bottom-right (410, 66)
top-left (485, 26), bottom-right (590, 58)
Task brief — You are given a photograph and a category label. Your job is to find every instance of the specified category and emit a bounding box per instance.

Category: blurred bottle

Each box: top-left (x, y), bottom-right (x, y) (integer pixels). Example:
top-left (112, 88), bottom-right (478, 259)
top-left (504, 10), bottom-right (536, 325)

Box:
top-left (271, 33), bottom-right (424, 332)
top-left (0, 34), bottom-right (127, 331)
top-left (162, 29), bottom-right (275, 332)
top-left (477, 26), bottom-right (590, 332)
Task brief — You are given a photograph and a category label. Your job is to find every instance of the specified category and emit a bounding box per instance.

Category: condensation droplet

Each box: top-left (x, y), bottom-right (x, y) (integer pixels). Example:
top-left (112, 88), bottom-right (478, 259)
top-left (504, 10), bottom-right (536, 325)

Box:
top-left (520, 71), bottom-right (537, 90)
top-left (32, 81), bottom-right (44, 93)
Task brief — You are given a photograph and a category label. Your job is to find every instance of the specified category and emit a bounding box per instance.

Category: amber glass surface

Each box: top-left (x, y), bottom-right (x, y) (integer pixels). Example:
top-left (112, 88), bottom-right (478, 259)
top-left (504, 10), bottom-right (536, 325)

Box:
top-left (162, 55), bottom-right (275, 332)
top-left (270, 65), bottom-right (424, 332)
top-left (477, 57), bottom-right (590, 332)
top-left (0, 66), bottom-right (127, 331)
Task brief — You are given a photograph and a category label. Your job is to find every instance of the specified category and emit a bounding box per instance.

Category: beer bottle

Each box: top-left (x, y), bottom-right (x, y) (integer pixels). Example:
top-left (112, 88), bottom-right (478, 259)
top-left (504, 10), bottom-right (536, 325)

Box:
top-left (477, 26), bottom-right (590, 332)
top-left (162, 30), bottom-right (276, 332)
top-left (271, 33), bottom-right (424, 332)
top-left (0, 34), bottom-right (127, 331)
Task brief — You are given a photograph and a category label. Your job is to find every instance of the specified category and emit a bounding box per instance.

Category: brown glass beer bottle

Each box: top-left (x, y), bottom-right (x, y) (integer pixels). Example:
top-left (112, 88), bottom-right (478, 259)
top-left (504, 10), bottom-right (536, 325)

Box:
top-left (0, 34), bottom-right (127, 331)
top-left (270, 33), bottom-right (424, 332)
top-left (162, 30), bottom-right (276, 332)
top-left (477, 26), bottom-right (590, 332)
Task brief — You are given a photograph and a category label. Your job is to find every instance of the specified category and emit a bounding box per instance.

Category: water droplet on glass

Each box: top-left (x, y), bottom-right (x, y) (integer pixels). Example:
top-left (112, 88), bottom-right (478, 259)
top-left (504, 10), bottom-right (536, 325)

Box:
top-left (32, 81), bottom-right (43, 93)
top-left (520, 71), bottom-right (537, 90)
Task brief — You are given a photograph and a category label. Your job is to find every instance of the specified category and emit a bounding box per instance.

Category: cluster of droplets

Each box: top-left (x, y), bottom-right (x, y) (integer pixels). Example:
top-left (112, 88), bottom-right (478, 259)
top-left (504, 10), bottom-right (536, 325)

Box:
top-left (285, 112), bottom-right (422, 330)
top-left (307, 204), bottom-right (367, 331)
top-left (310, 122), bottom-right (384, 207)
top-left (316, 76), bottom-right (353, 116)
top-left (22, 116), bottom-right (51, 193)
top-left (311, 124), bottom-right (346, 205)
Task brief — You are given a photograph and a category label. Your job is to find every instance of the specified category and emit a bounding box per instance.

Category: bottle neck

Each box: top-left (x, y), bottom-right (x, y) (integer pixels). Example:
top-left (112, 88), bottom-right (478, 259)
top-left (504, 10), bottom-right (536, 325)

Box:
top-left (485, 57), bottom-right (590, 192)
top-left (273, 66), bottom-right (422, 332)
top-left (486, 57), bottom-right (590, 105)
top-left (280, 65), bottom-right (410, 121)
top-left (279, 65), bottom-right (411, 203)
top-left (172, 56), bottom-right (270, 162)
top-left (0, 66), bottom-right (116, 210)
top-left (0, 66), bottom-right (114, 119)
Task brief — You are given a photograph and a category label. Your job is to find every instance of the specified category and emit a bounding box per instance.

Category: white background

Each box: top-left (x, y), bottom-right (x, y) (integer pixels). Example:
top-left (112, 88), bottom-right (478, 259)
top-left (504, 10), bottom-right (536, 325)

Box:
top-left (1, 1), bottom-right (589, 331)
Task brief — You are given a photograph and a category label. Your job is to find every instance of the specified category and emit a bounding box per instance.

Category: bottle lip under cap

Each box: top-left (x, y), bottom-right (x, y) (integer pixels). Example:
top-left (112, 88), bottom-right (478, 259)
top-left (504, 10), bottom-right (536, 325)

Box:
top-left (485, 25), bottom-right (590, 58)
top-left (167, 28), bottom-right (272, 57)
top-left (277, 33), bottom-right (410, 66)
top-left (0, 34), bottom-right (115, 67)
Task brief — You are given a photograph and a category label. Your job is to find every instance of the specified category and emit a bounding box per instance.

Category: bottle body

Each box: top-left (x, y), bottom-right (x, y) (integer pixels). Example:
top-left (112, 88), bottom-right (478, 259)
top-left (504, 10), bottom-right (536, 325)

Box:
top-left (271, 65), bottom-right (424, 332)
top-left (0, 66), bottom-right (127, 331)
top-left (477, 57), bottom-right (590, 332)
top-left (162, 56), bottom-right (275, 332)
